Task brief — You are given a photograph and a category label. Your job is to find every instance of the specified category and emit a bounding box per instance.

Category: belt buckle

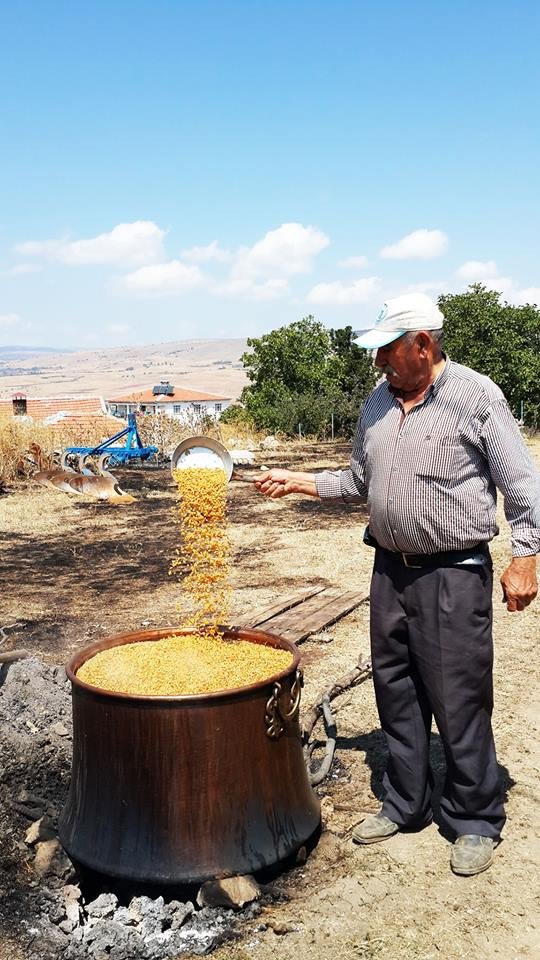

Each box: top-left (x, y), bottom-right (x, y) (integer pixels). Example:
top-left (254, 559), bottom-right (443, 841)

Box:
top-left (402, 553), bottom-right (422, 569)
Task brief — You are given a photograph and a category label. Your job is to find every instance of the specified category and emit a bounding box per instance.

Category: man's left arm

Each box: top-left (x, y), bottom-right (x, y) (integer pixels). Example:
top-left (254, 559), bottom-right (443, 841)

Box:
top-left (481, 399), bottom-right (540, 612)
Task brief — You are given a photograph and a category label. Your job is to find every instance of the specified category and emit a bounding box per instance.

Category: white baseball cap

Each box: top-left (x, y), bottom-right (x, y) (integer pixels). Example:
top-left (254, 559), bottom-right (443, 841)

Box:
top-left (353, 293), bottom-right (444, 350)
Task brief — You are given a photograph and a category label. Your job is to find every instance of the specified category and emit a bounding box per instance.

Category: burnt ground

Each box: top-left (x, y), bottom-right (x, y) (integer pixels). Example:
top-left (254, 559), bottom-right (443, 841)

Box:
top-left (0, 439), bottom-right (539, 960)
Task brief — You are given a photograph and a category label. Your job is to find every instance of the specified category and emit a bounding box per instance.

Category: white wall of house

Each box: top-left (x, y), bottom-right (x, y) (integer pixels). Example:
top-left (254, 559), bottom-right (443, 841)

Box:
top-left (107, 399), bottom-right (232, 421)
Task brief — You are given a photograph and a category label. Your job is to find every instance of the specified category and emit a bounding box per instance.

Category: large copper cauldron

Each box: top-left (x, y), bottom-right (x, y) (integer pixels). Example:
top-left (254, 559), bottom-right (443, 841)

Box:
top-left (58, 627), bottom-right (320, 883)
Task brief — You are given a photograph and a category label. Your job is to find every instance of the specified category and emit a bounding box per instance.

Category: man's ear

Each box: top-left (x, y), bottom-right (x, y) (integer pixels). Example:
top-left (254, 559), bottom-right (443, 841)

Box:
top-left (415, 331), bottom-right (431, 356)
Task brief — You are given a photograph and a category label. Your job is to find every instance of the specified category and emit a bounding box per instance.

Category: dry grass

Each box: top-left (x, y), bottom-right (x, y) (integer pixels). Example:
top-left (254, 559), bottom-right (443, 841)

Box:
top-left (0, 413), bottom-right (269, 487)
top-left (0, 417), bottom-right (123, 485)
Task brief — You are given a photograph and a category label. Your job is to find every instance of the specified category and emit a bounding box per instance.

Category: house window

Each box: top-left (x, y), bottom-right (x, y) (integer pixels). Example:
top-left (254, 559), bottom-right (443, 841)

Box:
top-left (192, 403), bottom-right (201, 414)
top-left (173, 405), bottom-right (183, 414)
top-left (215, 403), bottom-right (222, 413)
top-left (12, 395), bottom-right (27, 416)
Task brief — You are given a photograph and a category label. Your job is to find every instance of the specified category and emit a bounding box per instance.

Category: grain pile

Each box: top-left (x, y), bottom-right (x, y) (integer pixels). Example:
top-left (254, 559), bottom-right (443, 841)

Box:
top-left (76, 632), bottom-right (293, 695)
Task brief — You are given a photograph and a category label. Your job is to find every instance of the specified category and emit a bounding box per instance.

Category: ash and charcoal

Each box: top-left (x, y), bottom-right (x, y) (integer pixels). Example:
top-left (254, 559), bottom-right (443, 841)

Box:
top-left (0, 658), bottom-right (276, 960)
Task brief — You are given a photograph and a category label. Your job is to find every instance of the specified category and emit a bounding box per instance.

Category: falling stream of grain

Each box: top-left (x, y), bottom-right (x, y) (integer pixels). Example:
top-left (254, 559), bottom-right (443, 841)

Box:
top-left (77, 466), bottom-right (292, 694)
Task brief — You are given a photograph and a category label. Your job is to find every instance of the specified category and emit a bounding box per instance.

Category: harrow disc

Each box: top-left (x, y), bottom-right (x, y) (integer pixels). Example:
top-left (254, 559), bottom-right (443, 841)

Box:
top-left (60, 451), bottom-right (78, 471)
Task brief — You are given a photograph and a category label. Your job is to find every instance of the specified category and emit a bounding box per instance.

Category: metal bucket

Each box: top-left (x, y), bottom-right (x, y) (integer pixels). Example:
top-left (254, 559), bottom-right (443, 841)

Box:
top-left (170, 436), bottom-right (234, 480)
top-left (58, 627), bottom-right (320, 883)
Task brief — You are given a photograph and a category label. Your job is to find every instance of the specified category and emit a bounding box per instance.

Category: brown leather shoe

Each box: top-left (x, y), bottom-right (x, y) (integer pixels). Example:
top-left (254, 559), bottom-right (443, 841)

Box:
top-left (450, 835), bottom-right (494, 876)
top-left (352, 812), bottom-right (399, 845)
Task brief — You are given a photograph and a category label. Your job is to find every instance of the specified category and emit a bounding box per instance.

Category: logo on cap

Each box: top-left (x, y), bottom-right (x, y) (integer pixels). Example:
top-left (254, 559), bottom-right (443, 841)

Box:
top-left (377, 304), bottom-right (388, 325)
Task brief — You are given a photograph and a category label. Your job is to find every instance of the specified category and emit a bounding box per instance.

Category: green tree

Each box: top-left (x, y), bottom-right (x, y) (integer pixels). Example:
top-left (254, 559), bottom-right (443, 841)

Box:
top-left (439, 285), bottom-right (540, 428)
top-left (239, 316), bottom-right (377, 437)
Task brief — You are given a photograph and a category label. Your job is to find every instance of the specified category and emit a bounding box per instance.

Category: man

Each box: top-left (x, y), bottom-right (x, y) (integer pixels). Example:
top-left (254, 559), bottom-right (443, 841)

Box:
top-left (254, 292), bottom-right (539, 877)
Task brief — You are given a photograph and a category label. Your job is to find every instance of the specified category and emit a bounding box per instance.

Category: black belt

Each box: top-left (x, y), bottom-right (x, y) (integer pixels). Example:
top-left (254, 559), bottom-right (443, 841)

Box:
top-left (380, 544), bottom-right (489, 569)
top-left (363, 528), bottom-right (489, 569)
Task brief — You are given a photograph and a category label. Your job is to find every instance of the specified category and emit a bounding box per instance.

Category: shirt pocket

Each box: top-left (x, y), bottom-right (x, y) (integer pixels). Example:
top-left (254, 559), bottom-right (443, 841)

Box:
top-left (408, 437), bottom-right (470, 481)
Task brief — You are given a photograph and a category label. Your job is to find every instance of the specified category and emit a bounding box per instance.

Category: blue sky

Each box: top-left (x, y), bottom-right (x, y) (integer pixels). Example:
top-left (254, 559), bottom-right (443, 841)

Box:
top-left (1, 0), bottom-right (539, 348)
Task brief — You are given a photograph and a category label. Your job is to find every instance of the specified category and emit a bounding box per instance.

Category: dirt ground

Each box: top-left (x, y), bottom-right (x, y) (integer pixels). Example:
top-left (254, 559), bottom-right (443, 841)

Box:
top-left (1, 439), bottom-right (539, 960)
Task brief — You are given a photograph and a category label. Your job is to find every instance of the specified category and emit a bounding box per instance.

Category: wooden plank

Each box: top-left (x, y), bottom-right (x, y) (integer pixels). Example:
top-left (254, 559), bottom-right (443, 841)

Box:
top-left (279, 591), bottom-right (367, 643)
top-left (267, 587), bottom-right (342, 635)
top-left (240, 586), bottom-right (327, 629)
top-left (259, 588), bottom-right (368, 644)
top-left (264, 588), bottom-right (344, 635)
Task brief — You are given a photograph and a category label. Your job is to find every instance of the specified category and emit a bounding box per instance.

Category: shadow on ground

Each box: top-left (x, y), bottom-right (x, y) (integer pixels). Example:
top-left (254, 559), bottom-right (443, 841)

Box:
top-left (336, 728), bottom-right (515, 838)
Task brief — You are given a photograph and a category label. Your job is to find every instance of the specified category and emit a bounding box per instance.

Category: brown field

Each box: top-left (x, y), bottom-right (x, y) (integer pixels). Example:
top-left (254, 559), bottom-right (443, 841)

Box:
top-left (0, 437), bottom-right (539, 960)
top-left (0, 338), bottom-right (249, 401)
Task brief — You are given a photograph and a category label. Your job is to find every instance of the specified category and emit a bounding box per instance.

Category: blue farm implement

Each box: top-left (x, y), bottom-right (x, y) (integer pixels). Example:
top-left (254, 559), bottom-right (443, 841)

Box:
top-left (61, 414), bottom-right (158, 473)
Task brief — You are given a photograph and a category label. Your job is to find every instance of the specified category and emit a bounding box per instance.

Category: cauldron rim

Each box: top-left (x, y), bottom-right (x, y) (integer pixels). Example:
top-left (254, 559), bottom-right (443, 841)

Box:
top-left (65, 625), bottom-right (301, 704)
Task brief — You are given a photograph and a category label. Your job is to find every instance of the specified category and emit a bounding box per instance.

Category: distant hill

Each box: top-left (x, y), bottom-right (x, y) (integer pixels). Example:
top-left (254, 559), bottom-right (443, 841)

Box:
top-left (0, 345), bottom-right (72, 361)
top-left (0, 337), bottom-right (249, 401)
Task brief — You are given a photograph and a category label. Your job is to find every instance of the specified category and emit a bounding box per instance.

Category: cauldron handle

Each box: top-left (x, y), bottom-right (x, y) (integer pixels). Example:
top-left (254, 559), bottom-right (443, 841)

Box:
top-left (265, 668), bottom-right (303, 739)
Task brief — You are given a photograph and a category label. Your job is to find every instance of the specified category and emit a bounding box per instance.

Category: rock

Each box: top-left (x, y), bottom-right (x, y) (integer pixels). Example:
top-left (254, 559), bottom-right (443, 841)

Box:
top-left (63, 883), bottom-right (82, 901)
top-left (197, 874), bottom-right (261, 910)
top-left (229, 449), bottom-right (256, 465)
top-left (49, 721), bottom-right (70, 737)
top-left (168, 907), bottom-right (238, 954)
top-left (265, 918), bottom-right (299, 935)
top-left (48, 901), bottom-right (67, 925)
top-left (260, 436), bottom-right (279, 451)
top-left (310, 631), bottom-right (334, 644)
top-left (59, 898), bottom-right (81, 933)
top-left (128, 895), bottom-right (165, 934)
top-left (25, 816), bottom-right (56, 845)
top-left (163, 899), bottom-right (194, 930)
top-left (34, 839), bottom-right (61, 875)
top-left (82, 919), bottom-right (136, 957)
top-left (111, 906), bottom-right (136, 927)
top-left (85, 892), bottom-right (119, 921)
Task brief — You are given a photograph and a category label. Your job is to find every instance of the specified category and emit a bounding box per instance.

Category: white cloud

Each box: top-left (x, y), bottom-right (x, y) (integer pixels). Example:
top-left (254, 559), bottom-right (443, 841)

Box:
top-left (338, 255), bottom-right (369, 269)
top-left (181, 241), bottom-right (232, 263)
top-left (456, 260), bottom-right (498, 281)
top-left (16, 221), bottom-right (166, 267)
top-left (231, 222), bottom-right (329, 283)
top-left (0, 312), bottom-right (21, 327)
top-left (453, 258), bottom-right (540, 305)
top-left (380, 229), bottom-right (448, 260)
top-left (479, 276), bottom-right (513, 298)
top-left (307, 277), bottom-right (381, 305)
top-left (3, 263), bottom-right (43, 276)
top-left (514, 286), bottom-right (540, 306)
top-left (121, 259), bottom-right (206, 294)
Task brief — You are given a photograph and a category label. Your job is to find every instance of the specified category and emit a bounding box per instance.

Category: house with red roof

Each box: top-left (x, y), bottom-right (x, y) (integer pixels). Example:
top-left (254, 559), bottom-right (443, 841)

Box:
top-left (106, 382), bottom-right (232, 422)
top-left (0, 393), bottom-right (122, 431)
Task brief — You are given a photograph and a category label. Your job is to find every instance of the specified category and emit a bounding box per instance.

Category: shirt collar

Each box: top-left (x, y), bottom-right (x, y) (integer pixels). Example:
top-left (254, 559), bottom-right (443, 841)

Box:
top-left (428, 354), bottom-right (450, 396)
top-left (386, 354), bottom-right (450, 404)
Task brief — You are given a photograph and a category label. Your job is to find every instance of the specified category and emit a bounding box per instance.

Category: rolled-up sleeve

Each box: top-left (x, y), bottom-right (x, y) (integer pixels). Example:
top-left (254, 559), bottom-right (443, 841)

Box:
top-left (315, 415), bottom-right (368, 503)
top-left (481, 400), bottom-right (540, 556)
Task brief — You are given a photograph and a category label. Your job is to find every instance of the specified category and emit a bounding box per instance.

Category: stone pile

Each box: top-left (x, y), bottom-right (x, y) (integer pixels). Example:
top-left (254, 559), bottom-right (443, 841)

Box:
top-left (52, 889), bottom-right (256, 960)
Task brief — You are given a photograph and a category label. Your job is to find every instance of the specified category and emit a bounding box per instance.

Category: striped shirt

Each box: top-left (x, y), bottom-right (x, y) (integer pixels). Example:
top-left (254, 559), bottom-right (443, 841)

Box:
top-left (315, 359), bottom-right (540, 557)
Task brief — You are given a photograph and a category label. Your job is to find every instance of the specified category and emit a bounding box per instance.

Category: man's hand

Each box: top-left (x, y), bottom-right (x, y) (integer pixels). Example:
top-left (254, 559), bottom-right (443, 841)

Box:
top-left (500, 556), bottom-right (538, 612)
top-left (253, 469), bottom-right (318, 500)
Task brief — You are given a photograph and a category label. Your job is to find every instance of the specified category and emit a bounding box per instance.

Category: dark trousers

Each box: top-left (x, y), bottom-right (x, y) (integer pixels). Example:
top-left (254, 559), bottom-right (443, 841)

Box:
top-left (370, 549), bottom-right (505, 839)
